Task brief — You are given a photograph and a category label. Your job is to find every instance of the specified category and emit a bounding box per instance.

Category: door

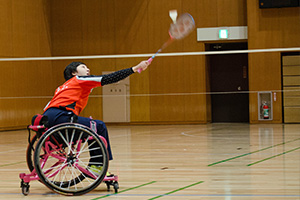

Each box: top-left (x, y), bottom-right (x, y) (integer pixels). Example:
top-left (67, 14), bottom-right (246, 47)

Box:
top-left (207, 43), bottom-right (249, 122)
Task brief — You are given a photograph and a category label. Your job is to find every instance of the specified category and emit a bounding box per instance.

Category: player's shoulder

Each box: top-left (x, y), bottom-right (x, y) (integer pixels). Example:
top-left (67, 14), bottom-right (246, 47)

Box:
top-left (76, 75), bottom-right (102, 82)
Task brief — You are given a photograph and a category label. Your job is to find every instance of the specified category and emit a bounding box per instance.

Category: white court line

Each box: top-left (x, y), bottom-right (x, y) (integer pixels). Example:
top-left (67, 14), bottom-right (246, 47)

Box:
top-left (0, 47), bottom-right (299, 61)
top-left (0, 168), bottom-right (28, 171)
top-left (108, 127), bottom-right (176, 139)
top-left (0, 149), bottom-right (26, 154)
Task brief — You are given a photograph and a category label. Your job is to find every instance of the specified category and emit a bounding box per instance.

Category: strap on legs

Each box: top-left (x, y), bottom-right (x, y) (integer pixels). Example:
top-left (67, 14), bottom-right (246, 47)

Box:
top-left (90, 117), bottom-right (97, 133)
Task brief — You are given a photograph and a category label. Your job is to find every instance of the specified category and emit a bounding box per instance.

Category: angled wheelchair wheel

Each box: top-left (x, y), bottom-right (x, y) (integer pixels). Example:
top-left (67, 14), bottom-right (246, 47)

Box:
top-left (26, 134), bottom-right (38, 172)
top-left (27, 134), bottom-right (85, 187)
top-left (33, 123), bottom-right (108, 196)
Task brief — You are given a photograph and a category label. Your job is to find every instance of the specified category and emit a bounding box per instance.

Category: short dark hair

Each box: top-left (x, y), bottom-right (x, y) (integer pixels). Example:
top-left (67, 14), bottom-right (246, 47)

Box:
top-left (64, 62), bottom-right (85, 81)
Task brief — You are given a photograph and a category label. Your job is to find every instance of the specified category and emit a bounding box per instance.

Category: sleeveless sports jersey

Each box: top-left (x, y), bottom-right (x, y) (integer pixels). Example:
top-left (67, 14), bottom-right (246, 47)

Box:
top-left (44, 68), bottom-right (134, 115)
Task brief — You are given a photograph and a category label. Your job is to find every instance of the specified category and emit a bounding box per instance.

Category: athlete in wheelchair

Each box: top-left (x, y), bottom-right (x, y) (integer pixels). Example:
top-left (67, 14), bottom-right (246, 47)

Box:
top-left (19, 60), bottom-right (150, 196)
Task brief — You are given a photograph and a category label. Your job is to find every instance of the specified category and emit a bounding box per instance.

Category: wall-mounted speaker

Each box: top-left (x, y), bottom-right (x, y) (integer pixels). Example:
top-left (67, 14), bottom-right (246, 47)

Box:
top-left (259, 0), bottom-right (300, 8)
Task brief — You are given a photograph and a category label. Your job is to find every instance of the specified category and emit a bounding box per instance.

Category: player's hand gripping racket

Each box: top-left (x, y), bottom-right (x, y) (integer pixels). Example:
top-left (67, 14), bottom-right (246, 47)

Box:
top-left (138, 11), bottom-right (195, 73)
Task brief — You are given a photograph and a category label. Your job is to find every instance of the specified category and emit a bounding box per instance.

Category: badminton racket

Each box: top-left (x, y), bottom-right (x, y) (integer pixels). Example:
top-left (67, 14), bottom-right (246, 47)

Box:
top-left (138, 12), bottom-right (195, 73)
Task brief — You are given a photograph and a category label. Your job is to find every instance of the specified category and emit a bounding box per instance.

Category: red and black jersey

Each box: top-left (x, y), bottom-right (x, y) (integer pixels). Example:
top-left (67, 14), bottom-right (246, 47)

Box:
top-left (44, 68), bottom-right (134, 115)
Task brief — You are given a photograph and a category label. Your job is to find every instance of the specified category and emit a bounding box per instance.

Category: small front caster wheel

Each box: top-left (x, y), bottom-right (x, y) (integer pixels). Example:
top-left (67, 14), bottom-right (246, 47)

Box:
top-left (21, 181), bottom-right (30, 196)
top-left (113, 181), bottom-right (119, 193)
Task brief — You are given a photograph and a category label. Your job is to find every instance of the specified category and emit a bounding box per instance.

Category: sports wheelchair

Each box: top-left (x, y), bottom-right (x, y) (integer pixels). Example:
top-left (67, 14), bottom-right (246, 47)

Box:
top-left (19, 114), bottom-right (119, 196)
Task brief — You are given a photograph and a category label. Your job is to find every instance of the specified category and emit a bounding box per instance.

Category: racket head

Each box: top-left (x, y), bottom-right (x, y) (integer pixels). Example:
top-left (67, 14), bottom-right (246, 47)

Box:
top-left (169, 13), bottom-right (195, 40)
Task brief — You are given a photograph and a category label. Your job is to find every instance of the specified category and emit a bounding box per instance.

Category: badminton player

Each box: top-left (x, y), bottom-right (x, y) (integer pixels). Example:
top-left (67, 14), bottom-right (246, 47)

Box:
top-left (43, 60), bottom-right (149, 176)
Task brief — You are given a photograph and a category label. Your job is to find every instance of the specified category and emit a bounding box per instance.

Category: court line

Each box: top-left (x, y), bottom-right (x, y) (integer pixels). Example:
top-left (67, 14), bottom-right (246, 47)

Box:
top-left (0, 161), bottom-right (25, 168)
top-left (1, 193), bottom-right (300, 197)
top-left (95, 194), bottom-right (300, 197)
top-left (248, 146), bottom-right (300, 166)
top-left (147, 181), bottom-right (204, 200)
top-left (0, 148), bottom-right (26, 154)
top-left (208, 137), bottom-right (300, 166)
top-left (90, 181), bottom-right (157, 200)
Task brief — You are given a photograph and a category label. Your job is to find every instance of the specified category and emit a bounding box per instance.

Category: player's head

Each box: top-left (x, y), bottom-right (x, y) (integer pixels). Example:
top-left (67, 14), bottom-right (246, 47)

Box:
top-left (64, 62), bottom-right (89, 81)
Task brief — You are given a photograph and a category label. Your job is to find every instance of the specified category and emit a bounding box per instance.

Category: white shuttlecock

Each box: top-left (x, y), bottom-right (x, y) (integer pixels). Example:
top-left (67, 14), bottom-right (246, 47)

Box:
top-left (169, 10), bottom-right (177, 24)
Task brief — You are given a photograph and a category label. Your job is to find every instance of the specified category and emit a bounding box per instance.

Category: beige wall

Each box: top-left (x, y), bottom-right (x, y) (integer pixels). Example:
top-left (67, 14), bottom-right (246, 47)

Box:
top-left (0, 0), bottom-right (299, 129)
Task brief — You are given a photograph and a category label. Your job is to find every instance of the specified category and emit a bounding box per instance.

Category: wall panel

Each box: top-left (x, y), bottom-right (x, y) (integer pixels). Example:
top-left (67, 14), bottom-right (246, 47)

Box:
top-left (114, 0), bottom-right (149, 54)
top-left (0, 1), bottom-right (13, 57)
top-left (282, 55), bottom-right (300, 123)
top-left (248, 52), bottom-right (282, 123)
top-left (217, 0), bottom-right (247, 26)
top-left (183, 0), bottom-right (209, 122)
top-left (284, 107), bottom-right (300, 123)
top-left (49, 0), bottom-right (248, 124)
top-left (0, 0), bottom-right (52, 130)
top-left (280, 8), bottom-right (300, 47)
top-left (247, 0), bottom-right (300, 123)
top-left (50, 0), bottom-right (83, 56)
top-left (195, 0), bottom-right (218, 28)
top-left (81, 0), bottom-right (115, 55)
top-left (4, 0), bottom-right (298, 129)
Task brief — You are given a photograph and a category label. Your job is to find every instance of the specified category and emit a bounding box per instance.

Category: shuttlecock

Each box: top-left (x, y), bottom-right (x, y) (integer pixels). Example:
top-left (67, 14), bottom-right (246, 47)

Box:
top-left (169, 10), bottom-right (177, 24)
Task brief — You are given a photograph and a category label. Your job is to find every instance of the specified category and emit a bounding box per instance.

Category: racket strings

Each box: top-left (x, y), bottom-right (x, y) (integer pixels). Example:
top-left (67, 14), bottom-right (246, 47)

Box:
top-left (169, 13), bottom-right (195, 40)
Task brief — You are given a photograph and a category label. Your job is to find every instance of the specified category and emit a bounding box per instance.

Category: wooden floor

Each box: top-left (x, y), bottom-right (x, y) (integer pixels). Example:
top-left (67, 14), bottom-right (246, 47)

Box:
top-left (0, 123), bottom-right (300, 200)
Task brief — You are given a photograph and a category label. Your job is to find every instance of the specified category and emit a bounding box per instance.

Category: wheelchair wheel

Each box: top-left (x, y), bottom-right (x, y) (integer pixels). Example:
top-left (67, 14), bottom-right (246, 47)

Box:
top-left (33, 123), bottom-right (108, 196)
top-left (26, 134), bottom-right (38, 172)
top-left (26, 134), bottom-right (83, 187)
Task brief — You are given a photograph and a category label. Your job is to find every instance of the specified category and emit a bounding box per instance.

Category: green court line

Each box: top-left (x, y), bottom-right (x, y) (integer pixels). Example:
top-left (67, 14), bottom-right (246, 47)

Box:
top-left (0, 161), bottom-right (25, 167)
top-left (148, 181), bottom-right (204, 200)
top-left (91, 181), bottom-right (157, 200)
top-left (247, 146), bottom-right (300, 166)
top-left (208, 137), bottom-right (300, 166)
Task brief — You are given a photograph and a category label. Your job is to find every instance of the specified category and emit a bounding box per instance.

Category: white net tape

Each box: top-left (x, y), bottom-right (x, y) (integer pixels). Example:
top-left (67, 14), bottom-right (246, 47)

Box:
top-left (0, 47), bottom-right (299, 99)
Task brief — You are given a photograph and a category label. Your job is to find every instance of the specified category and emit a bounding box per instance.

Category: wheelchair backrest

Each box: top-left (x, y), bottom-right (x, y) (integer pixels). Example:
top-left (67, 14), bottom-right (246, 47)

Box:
top-left (29, 114), bottom-right (49, 136)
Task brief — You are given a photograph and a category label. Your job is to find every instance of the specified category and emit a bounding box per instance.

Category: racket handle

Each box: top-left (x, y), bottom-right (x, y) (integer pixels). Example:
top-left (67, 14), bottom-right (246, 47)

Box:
top-left (137, 57), bottom-right (153, 73)
top-left (148, 57), bottom-right (153, 64)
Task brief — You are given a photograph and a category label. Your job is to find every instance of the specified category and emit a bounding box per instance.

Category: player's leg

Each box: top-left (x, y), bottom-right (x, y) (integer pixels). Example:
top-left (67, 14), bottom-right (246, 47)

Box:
top-left (77, 116), bottom-right (113, 176)
top-left (43, 108), bottom-right (74, 126)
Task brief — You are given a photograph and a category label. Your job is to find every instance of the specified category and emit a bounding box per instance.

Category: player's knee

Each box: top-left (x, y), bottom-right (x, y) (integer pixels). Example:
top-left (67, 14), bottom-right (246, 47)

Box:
top-left (94, 120), bottom-right (108, 133)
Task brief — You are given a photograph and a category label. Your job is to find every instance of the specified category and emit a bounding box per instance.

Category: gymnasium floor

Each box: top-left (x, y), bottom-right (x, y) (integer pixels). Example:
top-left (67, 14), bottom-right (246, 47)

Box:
top-left (0, 123), bottom-right (300, 199)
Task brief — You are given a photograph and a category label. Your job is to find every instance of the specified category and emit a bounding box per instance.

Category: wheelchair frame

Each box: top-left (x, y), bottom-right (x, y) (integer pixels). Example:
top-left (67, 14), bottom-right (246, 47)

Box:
top-left (19, 122), bottom-right (119, 196)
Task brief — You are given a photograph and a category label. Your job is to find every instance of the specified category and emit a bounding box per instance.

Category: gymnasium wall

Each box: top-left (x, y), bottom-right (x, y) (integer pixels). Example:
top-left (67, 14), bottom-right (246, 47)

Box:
top-left (49, 0), bottom-right (247, 125)
top-left (282, 55), bottom-right (300, 123)
top-left (0, 0), bottom-right (52, 130)
top-left (247, 1), bottom-right (300, 123)
top-left (0, 0), bottom-right (299, 129)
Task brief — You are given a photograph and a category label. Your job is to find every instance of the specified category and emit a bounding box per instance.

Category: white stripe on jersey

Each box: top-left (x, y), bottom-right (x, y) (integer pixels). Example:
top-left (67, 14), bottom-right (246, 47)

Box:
top-left (76, 75), bottom-right (102, 82)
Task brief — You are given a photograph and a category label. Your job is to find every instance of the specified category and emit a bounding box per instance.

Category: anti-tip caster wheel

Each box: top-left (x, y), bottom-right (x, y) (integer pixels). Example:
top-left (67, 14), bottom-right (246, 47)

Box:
top-left (113, 181), bottom-right (119, 193)
top-left (105, 181), bottom-right (110, 191)
top-left (20, 180), bottom-right (30, 196)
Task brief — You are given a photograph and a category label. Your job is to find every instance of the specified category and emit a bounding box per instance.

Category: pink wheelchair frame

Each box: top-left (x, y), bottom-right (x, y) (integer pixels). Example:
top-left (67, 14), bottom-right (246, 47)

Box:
top-left (19, 121), bottom-right (119, 196)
